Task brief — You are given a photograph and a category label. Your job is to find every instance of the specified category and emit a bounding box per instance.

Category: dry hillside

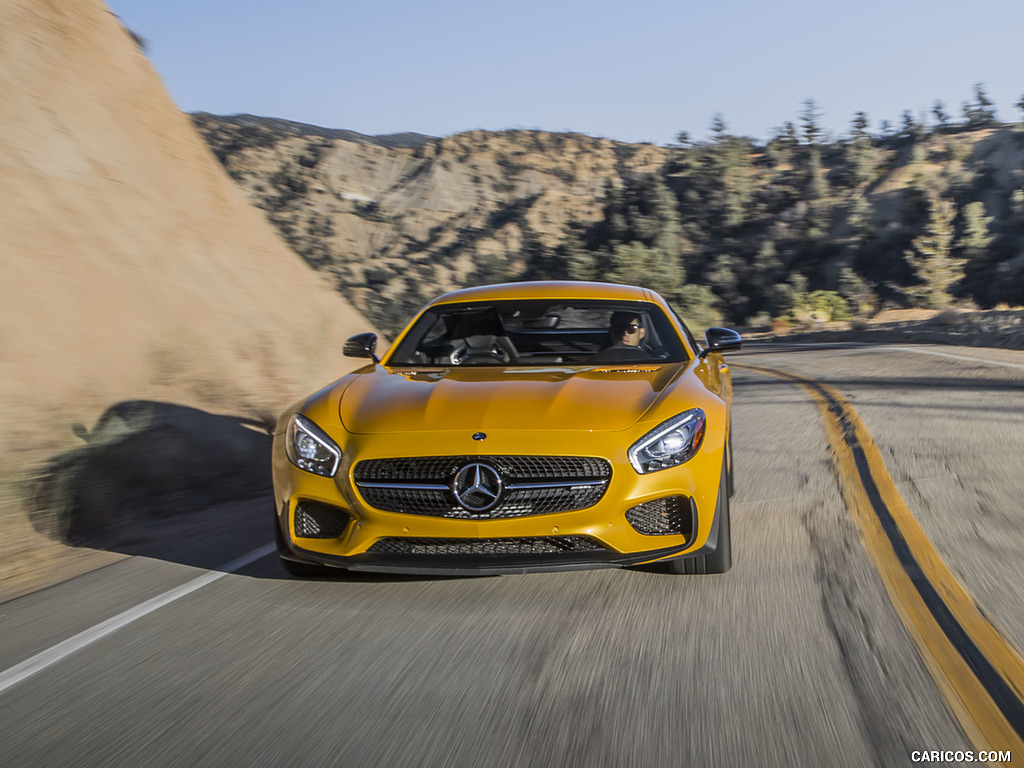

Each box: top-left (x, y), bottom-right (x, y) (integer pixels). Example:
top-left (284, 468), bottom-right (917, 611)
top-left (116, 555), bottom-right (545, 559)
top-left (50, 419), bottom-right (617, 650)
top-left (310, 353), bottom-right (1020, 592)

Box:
top-left (196, 113), bottom-right (1024, 334)
top-left (0, 0), bottom-right (375, 578)
top-left (194, 114), bottom-right (671, 332)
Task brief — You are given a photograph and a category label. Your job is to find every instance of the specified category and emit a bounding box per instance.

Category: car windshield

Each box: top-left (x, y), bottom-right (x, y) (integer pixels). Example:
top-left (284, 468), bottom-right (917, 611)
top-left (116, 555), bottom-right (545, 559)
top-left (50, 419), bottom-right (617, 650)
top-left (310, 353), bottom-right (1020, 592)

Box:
top-left (386, 299), bottom-right (691, 367)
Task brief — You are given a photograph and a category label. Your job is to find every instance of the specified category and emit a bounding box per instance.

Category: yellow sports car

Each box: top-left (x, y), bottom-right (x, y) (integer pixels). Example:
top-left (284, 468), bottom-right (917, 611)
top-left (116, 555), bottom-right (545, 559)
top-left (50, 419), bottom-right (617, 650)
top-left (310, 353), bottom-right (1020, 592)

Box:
top-left (272, 281), bottom-right (741, 576)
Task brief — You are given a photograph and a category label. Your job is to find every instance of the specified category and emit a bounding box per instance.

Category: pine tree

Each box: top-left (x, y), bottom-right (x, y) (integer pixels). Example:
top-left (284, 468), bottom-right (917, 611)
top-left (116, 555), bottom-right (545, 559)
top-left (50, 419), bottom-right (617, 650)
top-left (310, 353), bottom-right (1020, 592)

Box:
top-left (933, 100), bottom-right (950, 128)
top-left (850, 112), bottom-right (871, 142)
top-left (956, 201), bottom-right (993, 265)
top-left (606, 241), bottom-right (685, 303)
top-left (749, 240), bottom-right (782, 292)
top-left (801, 99), bottom-right (823, 145)
top-left (805, 148), bottom-right (831, 238)
top-left (765, 122), bottom-right (799, 167)
top-left (957, 199), bottom-right (996, 306)
top-left (963, 83), bottom-right (998, 128)
top-left (566, 247), bottom-right (598, 282)
top-left (900, 110), bottom-right (925, 141)
top-left (902, 145), bottom-right (932, 226)
top-left (905, 196), bottom-right (962, 308)
top-left (710, 114), bottom-right (728, 141)
top-left (847, 194), bottom-right (873, 239)
top-left (706, 253), bottom-right (742, 316)
top-left (845, 112), bottom-right (876, 186)
top-left (717, 141), bottom-right (754, 230)
top-left (974, 83), bottom-right (997, 121)
top-left (838, 267), bottom-right (874, 315)
top-left (593, 175), bottom-right (684, 262)
top-left (781, 121), bottom-right (800, 146)
top-left (584, 175), bottom-right (688, 299)
top-left (770, 273), bottom-right (808, 321)
top-left (680, 120), bottom-right (756, 232)
top-left (745, 240), bottom-right (783, 317)
top-left (708, 115), bottom-right (754, 229)
top-left (675, 285), bottom-right (723, 332)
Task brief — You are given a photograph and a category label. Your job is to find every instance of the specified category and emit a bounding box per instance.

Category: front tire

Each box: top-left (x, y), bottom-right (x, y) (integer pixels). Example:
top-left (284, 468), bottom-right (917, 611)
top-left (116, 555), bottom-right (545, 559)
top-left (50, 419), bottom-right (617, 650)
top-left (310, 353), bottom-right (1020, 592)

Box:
top-left (274, 515), bottom-right (336, 578)
top-left (667, 464), bottom-right (732, 574)
top-left (726, 433), bottom-right (735, 497)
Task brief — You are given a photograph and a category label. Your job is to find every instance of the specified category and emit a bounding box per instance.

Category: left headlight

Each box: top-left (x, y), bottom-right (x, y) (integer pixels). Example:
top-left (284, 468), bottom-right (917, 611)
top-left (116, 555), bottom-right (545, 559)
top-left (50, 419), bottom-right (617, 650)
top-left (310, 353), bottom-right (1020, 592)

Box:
top-left (285, 414), bottom-right (342, 477)
top-left (628, 409), bottom-right (706, 474)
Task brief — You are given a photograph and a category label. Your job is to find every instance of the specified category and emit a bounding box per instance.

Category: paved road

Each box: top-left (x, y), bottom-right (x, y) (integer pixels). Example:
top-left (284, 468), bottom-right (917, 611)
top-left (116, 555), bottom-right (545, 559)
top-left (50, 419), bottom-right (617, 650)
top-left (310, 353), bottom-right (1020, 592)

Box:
top-left (3, 343), bottom-right (1022, 767)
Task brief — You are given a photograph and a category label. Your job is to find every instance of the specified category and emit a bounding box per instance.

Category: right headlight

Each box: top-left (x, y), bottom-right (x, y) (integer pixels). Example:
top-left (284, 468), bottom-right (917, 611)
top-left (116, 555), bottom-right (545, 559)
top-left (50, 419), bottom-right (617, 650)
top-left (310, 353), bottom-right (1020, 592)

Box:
top-left (285, 414), bottom-right (342, 477)
top-left (628, 409), bottom-right (706, 473)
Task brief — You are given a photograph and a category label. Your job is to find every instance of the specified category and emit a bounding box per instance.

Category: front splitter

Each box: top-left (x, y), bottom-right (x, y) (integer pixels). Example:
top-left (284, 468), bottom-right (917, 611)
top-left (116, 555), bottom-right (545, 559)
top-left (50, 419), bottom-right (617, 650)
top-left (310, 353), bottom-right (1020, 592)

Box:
top-left (284, 538), bottom-right (716, 576)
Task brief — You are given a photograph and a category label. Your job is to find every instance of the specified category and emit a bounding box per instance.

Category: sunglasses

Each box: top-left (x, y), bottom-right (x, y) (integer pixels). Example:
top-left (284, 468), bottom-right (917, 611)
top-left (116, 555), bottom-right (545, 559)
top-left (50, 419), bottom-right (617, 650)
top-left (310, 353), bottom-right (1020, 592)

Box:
top-left (614, 323), bottom-right (641, 334)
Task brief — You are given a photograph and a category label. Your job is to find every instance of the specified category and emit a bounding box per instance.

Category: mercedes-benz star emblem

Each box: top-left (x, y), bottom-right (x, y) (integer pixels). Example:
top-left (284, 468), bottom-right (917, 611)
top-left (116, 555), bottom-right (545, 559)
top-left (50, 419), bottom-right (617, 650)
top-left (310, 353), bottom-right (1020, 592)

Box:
top-left (452, 463), bottom-right (503, 512)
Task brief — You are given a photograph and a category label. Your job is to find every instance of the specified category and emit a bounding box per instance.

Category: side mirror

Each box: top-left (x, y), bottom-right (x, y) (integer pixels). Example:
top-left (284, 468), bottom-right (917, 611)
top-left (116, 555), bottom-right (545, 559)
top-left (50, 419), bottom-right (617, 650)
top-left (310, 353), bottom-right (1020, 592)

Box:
top-left (699, 327), bottom-right (742, 358)
top-left (343, 333), bottom-right (380, 363)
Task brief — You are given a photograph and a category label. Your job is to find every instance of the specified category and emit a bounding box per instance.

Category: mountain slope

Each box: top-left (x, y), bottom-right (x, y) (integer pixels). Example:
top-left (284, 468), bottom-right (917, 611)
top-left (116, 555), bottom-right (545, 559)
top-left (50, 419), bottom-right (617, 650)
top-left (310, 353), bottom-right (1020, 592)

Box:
top-left (195, 114), bottom-right (1024, 332)
top-left (0, 0), bottom-right (376, 565)
top-left (193, 114), bottom-right (671, 332)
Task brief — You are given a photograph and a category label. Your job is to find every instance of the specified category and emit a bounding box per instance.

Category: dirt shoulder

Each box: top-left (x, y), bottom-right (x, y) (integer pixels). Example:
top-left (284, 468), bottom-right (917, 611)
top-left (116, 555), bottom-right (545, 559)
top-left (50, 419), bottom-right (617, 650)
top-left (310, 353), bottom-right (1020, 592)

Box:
top-left (0, 514), bottom-right (125, 604)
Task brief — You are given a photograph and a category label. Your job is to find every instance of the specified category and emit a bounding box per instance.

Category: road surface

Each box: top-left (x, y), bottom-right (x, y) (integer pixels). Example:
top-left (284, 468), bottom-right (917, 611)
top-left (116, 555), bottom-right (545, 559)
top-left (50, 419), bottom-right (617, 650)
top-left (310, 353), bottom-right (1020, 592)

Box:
top-left (2, 342), bottom-right (1022, 767)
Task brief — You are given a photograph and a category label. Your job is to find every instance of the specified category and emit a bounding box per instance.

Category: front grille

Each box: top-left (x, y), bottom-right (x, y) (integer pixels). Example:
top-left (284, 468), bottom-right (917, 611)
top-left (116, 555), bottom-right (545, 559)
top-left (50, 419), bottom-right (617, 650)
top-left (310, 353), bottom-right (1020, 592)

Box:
top-left (625, 496), bottom-right (695, 538)
top-left (355, 456), bottom-right (611, 482)
top-left (367, 535), bottom-right (608, 556)
top-left (294, 500), bottom-right (351, 539)
top-left (353, 455), bottom-right (611, 519)
top-left (356, 486), bottom-right (452, 517)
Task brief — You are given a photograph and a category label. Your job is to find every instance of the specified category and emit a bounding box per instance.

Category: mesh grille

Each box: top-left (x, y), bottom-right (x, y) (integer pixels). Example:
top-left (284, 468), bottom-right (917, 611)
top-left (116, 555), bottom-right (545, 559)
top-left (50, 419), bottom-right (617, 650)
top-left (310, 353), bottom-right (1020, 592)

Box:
top-left (294, 500), bottom-right (351, 539)
top-left (358, 487), bottom-right (456, 517)
top-left (354, 456), bottom-right (611, 519)
top-left (625, 496), bottom-right (694, 537)
top-left (367, 535), bottom-right (608, 556)
top-left (491, 486), bottom-right (605, 517)
top-left (354, 456), bottom-right (611, 482)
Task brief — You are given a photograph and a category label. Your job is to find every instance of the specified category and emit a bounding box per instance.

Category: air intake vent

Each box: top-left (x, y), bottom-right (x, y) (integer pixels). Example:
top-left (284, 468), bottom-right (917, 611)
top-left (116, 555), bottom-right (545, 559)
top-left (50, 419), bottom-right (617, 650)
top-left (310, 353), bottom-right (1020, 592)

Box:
top-left (625, 496), bottom-right (695, 538)
top-left (367, 536), bottom-right (608, 556)
top-left (294, 501), bottom-right (351, 539)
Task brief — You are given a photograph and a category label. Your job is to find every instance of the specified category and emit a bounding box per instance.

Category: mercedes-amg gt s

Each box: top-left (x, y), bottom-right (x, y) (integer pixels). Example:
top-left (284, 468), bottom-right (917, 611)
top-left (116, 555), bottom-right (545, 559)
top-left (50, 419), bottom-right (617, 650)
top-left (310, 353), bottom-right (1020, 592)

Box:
top-left (273, 281), bottom-right (741, 576)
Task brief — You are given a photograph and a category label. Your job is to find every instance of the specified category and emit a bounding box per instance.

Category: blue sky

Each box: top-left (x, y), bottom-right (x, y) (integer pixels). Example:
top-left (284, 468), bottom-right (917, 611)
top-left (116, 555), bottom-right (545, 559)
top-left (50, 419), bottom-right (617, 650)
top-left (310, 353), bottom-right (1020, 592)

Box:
top-left (107, 0), bottom-right (1024, 145)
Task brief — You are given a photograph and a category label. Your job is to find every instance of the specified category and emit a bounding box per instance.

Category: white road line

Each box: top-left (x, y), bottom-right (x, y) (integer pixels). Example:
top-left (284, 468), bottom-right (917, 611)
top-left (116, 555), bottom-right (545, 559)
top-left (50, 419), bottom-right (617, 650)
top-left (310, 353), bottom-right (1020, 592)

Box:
top-left (0, 542), bottom-right (276, 696)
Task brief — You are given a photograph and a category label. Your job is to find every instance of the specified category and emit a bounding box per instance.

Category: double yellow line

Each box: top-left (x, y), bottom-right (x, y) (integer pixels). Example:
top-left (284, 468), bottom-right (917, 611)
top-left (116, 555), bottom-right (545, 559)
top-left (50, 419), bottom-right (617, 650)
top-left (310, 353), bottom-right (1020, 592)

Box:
top-left (739, 363), bottom-right (1024, 756)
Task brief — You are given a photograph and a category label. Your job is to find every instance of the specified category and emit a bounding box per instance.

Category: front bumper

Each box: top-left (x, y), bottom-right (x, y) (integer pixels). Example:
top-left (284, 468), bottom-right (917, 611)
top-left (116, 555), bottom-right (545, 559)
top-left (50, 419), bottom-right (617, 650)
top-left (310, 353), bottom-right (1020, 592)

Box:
top-left (272, 428), bottom-right (725, 574)
top-left (276, 501), bottom-right (724, 573)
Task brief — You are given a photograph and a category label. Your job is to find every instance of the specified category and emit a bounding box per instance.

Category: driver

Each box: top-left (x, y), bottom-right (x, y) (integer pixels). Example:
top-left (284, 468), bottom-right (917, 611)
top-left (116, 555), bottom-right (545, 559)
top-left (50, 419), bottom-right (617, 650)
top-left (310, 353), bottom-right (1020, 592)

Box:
top-left (608, 311), bottom-right (647, 347)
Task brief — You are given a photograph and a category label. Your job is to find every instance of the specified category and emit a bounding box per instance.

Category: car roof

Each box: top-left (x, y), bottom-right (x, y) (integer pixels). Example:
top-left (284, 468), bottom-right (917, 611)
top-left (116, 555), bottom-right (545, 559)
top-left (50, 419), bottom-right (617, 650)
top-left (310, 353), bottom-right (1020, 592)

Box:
top-left (429, 281), bottom-right (655, 306)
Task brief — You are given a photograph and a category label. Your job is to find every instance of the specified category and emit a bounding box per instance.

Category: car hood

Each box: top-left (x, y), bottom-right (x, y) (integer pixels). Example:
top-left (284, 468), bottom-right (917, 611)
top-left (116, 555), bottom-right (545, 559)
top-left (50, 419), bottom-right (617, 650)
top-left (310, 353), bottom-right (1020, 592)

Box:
top-left (339, 365), bottom-right (688, 434)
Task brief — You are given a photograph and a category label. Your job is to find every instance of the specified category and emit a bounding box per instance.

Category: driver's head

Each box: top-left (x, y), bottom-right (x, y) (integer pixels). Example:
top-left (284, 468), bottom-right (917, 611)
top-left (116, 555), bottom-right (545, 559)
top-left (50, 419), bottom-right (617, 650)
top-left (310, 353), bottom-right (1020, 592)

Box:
top-left (609, 311), bottom-right (646, 346)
